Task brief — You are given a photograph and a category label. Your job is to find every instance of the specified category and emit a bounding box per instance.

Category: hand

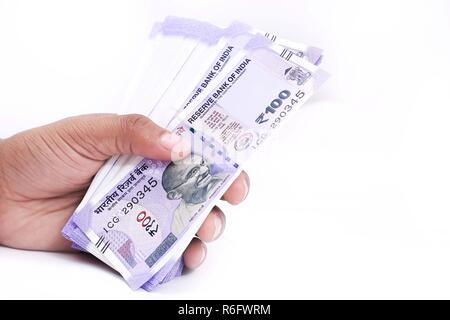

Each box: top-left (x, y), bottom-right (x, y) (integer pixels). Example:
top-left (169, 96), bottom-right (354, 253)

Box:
top-left (0, 114), bottom-right (250, 270)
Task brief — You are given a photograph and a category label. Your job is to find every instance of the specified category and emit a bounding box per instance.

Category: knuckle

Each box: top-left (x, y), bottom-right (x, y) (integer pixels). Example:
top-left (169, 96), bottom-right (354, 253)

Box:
top-left (118, 114), bottom-right (160, 155)
top-left (120, 114), bottom-right (151, 139)
top-left (121, 113), bottom-right (149, 129)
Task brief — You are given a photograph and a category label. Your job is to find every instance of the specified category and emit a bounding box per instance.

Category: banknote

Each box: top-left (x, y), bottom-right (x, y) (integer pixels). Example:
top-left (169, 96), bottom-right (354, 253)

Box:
top-left (78, 19), bottom-right (325, 234)
top-left (98, 21), bottom-right (325, 194)
top-left (62, 17), bottom-right (328, 290)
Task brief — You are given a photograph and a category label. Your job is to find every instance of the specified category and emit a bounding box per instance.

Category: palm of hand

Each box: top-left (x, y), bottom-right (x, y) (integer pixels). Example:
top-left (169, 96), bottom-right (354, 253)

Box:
top-left (0, 122), bottom-right (107, 250)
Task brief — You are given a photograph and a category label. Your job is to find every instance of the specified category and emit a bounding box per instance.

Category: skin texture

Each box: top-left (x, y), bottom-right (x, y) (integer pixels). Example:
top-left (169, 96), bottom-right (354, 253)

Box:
top-left (0, 114), bottom-right (250, 270)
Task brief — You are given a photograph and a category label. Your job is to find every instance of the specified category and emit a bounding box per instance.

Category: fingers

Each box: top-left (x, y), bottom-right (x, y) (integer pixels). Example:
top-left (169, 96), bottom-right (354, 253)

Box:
top-left (183, 238), bottom-right (207, 269)
top-left (183, 170), bottom-right (250, 270)
top-left (183, 206), bottom-right (225, 270)
top-left (196, 206), bottom-right (226, 242)
top-left (55, 114), bottom-right (190, 161)
top-left (222, 170), bottom-right (250, 205)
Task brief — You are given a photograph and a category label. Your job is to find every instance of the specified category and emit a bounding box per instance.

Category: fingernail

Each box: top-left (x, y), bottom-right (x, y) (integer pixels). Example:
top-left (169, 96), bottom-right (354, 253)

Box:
top-left (213, 211), bottom-right (226, 240)
top-left (171, 138), bottom-right (191, 161)
top-left (241, 171), bottom-right (250, 202)
top-left (159, 132), bottom-right (181, 150)
top-left (199, 242), bottom-right (207, 266)
top-left (160, 132), bottom-right (191, 161)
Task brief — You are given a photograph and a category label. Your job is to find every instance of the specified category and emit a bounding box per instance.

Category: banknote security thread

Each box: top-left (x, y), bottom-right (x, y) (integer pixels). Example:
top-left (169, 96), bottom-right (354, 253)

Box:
top-left (62, 17), bottom-right (329, 291)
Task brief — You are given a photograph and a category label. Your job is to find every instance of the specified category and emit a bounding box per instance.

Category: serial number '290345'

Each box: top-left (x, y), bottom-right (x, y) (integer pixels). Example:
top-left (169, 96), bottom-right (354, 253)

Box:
top-left (102, 177), bottom-right (159, 236)
top-left (255, 89), bottom-right (306, 128)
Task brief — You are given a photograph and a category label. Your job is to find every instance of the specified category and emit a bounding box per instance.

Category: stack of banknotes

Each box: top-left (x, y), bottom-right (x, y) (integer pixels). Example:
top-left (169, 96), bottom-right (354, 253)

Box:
top-left (62, 16), bottom-right (329, 291)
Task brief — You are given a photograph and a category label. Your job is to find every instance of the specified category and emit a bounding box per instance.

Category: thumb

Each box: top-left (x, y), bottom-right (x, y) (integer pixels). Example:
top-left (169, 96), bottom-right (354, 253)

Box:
top-left (56, 114), bottom-right (191, 161)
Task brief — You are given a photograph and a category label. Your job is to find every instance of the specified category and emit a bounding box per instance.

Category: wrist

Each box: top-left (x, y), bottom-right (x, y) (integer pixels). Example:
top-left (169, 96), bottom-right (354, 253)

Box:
top-left (0, 138), bottom-right (12, 245)
top-left (0, 138), bottom-right (6, 203)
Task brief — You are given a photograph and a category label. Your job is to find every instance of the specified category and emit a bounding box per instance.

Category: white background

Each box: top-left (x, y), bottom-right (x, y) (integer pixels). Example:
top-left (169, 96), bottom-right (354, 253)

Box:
top-left (1, 0), bottom-right (450, 299)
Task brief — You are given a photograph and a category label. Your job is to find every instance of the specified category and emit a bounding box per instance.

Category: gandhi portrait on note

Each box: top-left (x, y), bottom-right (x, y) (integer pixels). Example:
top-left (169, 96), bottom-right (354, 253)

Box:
top-left (162, 154), bottom-right (227, 236)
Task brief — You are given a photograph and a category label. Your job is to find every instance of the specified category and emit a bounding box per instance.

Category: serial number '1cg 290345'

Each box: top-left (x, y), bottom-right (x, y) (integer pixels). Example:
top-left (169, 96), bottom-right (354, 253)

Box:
top-left (255, 89), bottom-right (306, 129)
top-left (101, 177), bottom-right (158, 234)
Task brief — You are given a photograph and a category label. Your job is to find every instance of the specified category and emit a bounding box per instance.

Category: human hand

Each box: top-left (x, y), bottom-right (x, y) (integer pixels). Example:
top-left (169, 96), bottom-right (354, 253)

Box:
top-left (0, 114), bottom-right (250, 269)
